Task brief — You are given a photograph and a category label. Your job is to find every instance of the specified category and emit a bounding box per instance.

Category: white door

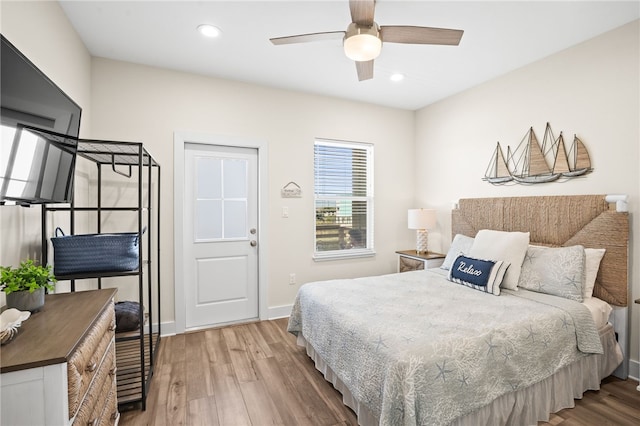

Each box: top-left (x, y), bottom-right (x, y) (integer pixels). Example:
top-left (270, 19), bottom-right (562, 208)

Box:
top-left (183, 143), bottom-right (258, 329)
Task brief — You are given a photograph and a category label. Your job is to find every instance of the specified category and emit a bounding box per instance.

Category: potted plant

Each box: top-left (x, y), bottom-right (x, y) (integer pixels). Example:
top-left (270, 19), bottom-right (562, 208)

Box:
top-left (1, 259), bottom-right (56, 312)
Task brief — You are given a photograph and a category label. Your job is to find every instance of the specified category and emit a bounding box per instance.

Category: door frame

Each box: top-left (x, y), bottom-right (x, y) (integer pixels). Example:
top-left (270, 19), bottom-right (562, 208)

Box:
top-left (173, 131), bottom-right (269, 334)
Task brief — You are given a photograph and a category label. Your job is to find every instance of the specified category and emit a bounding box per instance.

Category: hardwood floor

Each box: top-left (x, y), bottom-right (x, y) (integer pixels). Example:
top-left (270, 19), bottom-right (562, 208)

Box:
top-left (119, 318), bottom-right (640, 426)
top-left (539, 376), bottom-right (640, 426)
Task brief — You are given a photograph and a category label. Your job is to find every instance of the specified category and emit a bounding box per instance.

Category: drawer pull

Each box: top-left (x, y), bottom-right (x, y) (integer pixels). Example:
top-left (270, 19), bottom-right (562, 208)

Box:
top-left (112, 411), bottom-right (120, 422)
top-left (87, 419), bottom-right (97, 426)
top-left (109, 367), bottom-right (118, 376)
top-left (109, 322), bottom-right (116, 332)
top-left (85, 362), bottom-right (97, 373)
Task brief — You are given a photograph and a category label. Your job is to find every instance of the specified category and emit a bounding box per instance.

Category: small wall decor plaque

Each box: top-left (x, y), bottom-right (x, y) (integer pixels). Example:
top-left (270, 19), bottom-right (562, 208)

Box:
top-left (281, 181), bottom-right (302, 198)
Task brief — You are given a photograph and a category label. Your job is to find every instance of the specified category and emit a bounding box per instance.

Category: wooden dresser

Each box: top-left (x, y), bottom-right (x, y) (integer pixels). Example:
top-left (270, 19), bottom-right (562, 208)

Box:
top-left (1, 289), bottom-right (119, 425)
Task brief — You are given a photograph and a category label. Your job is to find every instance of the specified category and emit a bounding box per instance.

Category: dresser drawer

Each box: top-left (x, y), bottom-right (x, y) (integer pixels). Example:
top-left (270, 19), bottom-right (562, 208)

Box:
top-left (396, 250), bottom-right (446, 272)
top-left (68, 302), bottom-right (116, 418)
top-left (399, 255), bottom-right (425, 272)
top-left (98, 378), bottom-right (119, 426)
top-left (72, 342), bottom-right (116, 426)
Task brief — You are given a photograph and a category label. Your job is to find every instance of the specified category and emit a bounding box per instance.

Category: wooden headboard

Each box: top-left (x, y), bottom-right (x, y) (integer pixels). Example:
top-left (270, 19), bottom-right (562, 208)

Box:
top-left (452, 195), bottom-right (629, 307)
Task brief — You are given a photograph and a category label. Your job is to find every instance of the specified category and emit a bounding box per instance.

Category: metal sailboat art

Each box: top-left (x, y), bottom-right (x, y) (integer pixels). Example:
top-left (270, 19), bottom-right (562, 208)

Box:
top-left (556, 133), bottom-right (592, 177)
top-left (510, 126), bottom-right (560, 183)
top-left (483, 142), bottom-right (512, 184)
top-left (484, 123), bottom-right (592, 185)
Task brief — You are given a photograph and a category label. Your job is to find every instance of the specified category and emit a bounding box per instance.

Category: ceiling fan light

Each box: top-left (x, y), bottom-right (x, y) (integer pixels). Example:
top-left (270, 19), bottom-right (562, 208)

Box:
top-left (344, 23), bottom-right (382, 62)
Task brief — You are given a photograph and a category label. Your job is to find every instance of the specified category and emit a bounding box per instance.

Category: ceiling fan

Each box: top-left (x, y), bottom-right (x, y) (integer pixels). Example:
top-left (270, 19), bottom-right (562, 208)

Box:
top-left (269, 0), bottom-right (464, 81)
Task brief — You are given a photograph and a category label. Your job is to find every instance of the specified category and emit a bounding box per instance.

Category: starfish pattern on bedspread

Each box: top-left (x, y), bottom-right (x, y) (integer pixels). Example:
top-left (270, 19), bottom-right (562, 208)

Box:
top-left (485, 336), bottom-right (499, 357)
top-left (434, 360), bottom-right (453, 382)
top-left (288, 269), bottom-right (602, 426)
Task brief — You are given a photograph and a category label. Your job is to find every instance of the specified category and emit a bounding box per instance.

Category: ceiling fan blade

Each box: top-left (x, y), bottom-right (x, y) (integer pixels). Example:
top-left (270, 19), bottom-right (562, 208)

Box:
top-left (349, 0), bottom-right (376, 26)
top-left (380, 26), bottom-right (464, 45)
top-left (355, 60), bottom-right (374, 81)
top-left (270, 31), bottom-right (345, 45)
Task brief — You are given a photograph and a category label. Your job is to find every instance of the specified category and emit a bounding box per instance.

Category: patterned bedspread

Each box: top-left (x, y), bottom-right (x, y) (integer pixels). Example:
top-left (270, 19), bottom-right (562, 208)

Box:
top-left (288, 269), bottom-right (602, 426)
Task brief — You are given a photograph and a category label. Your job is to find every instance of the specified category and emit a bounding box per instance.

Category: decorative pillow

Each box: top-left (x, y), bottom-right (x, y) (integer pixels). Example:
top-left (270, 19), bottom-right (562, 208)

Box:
top-left (441, 234), bottom-right (475, 270)
top-left (468, 230), bottom-right (530, 290)
top-left (518, 245), bottom-right (585, 302)
top-left (115, 301), bottom-right (143, 333)
top-left (583, 248), bottom-right (606, 299)
top-left (448, 254), bottom-right (509, 296)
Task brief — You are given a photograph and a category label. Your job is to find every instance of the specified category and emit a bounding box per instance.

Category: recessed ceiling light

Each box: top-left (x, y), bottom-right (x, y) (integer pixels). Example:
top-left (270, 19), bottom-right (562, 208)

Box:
top-left (197, 24), bottom-right (221, 38)
top-left (390, 73), bottom-right (405, 82)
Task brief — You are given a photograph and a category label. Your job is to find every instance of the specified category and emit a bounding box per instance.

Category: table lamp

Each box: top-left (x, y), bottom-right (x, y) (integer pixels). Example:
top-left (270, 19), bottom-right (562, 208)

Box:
top-left (408, 209), bottom-right (437, 254)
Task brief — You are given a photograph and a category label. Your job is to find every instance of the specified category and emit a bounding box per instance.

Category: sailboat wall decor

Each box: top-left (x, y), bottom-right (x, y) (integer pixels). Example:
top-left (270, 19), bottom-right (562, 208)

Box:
top-left (483, 142), bottom-right (513, 184)
top-left (483, 123), bottom-right (593, 185)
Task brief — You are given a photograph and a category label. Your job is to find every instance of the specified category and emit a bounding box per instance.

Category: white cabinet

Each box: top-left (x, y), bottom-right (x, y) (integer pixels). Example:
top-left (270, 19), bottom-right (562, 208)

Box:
top-left (1, 289), bottom-right (118, 425)
top-left (1, 364), bottom-right (68, 425)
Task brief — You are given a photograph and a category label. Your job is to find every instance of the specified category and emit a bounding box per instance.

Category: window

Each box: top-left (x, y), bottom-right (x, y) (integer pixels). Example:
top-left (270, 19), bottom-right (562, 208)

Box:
top-left (314, 139), bottom-right (374, 259)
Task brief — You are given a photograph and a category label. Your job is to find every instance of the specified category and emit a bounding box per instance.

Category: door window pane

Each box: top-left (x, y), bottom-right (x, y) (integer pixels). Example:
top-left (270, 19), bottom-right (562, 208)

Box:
top-left (224, 200), bottom-right (247, 238)
top-left (196, 199), bottom-right (222, 240)
top-left (197, 157), bottom-right (221, 199)
top-left (194, 156), bottom-right (249, 241)
top-left (223, 159), bottom-right (247, 198)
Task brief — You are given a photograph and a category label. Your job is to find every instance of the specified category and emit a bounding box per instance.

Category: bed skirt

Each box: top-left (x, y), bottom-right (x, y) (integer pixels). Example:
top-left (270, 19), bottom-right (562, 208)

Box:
top-left (297, 323), bottom-right (623, 426)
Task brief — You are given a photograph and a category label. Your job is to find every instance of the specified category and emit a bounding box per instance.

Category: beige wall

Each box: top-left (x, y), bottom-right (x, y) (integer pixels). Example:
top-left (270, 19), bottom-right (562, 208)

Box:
top-left (0, 1), bottom-right (92, 302)
top-left (88, 58), bottom-right (416, 320)
top-left (415, 20), bottom-right (640, 367)
top-left (2, 1), bottom-right (637, 371)
top-left (1, 2), bottom-right (416, 318)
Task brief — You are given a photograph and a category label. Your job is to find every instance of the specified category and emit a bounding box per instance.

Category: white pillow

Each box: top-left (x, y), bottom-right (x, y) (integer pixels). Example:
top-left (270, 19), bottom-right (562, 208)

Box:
top-left (582, 297), bottom-right (613, 329)
top-left (440, 234), bottom-right (475, 270)
top-left (584, 248), bottom-right (606, 299)
top-left (469, 230), bottom-right (530, 290)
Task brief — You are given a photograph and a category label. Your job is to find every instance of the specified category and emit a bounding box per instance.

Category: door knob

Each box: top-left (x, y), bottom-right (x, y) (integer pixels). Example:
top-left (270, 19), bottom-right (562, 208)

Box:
top-left (250, 240), bottom-right (257, 247)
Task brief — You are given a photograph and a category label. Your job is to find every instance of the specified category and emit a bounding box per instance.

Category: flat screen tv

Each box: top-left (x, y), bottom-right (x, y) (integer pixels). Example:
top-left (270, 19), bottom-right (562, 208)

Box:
top-left (1, 34), bottom-right (82, 205)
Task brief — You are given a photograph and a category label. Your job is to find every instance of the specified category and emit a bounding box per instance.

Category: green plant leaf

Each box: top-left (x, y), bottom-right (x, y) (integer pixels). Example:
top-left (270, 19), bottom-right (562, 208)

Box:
top-left (0, 259), bottom-right (56, 294)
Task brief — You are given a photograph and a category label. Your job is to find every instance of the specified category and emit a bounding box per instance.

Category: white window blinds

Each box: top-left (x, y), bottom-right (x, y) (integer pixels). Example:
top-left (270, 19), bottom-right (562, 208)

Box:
top-left (314, 139), bottom-right (374, 259)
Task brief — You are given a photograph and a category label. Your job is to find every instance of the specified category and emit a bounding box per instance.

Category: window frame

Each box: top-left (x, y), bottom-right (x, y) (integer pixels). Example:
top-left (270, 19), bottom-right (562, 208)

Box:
top-left (313, 138), bottom-right (375, 261)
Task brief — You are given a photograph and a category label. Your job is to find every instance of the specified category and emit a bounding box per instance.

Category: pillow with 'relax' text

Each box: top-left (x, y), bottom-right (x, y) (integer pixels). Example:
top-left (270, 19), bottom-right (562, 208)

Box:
top-left (448, 254), bottom-right (510, 296)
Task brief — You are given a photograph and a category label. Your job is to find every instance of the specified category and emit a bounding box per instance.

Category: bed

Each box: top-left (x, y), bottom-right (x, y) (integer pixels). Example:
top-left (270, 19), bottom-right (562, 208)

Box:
top-left (288, 195), bottom-right (629, 426)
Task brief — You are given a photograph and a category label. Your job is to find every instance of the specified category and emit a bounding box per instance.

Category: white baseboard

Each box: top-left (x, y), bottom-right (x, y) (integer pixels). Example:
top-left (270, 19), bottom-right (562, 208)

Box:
top-left (142, 321), bottom-right (176, 337)
top-left (158, 321), bottom-right (176, 337)
top-left (268, 304), bottom-right (293, 319)
top-left (629, 358), bottom-right (639, 383)
top-left (156, 309), bottom-right (290, 337)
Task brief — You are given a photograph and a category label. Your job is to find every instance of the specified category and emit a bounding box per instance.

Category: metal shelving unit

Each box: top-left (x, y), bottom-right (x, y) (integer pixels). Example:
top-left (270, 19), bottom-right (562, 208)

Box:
top-left (42, 139), bottom-right (161, 410)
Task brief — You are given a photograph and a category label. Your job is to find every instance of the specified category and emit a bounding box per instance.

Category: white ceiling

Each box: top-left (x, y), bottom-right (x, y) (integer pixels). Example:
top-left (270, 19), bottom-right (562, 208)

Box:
top-left (59, 1), bottom-right (639, 111)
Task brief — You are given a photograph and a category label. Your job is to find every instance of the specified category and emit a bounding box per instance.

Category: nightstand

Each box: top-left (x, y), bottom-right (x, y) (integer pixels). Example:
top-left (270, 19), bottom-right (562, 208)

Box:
top-left (396, 250), bottom-right (446, 272)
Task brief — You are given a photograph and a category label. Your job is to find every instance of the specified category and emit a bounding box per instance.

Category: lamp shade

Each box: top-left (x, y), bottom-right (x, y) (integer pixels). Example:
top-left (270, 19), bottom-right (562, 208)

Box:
top-left (408, 209), bottom-right (437, 230)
